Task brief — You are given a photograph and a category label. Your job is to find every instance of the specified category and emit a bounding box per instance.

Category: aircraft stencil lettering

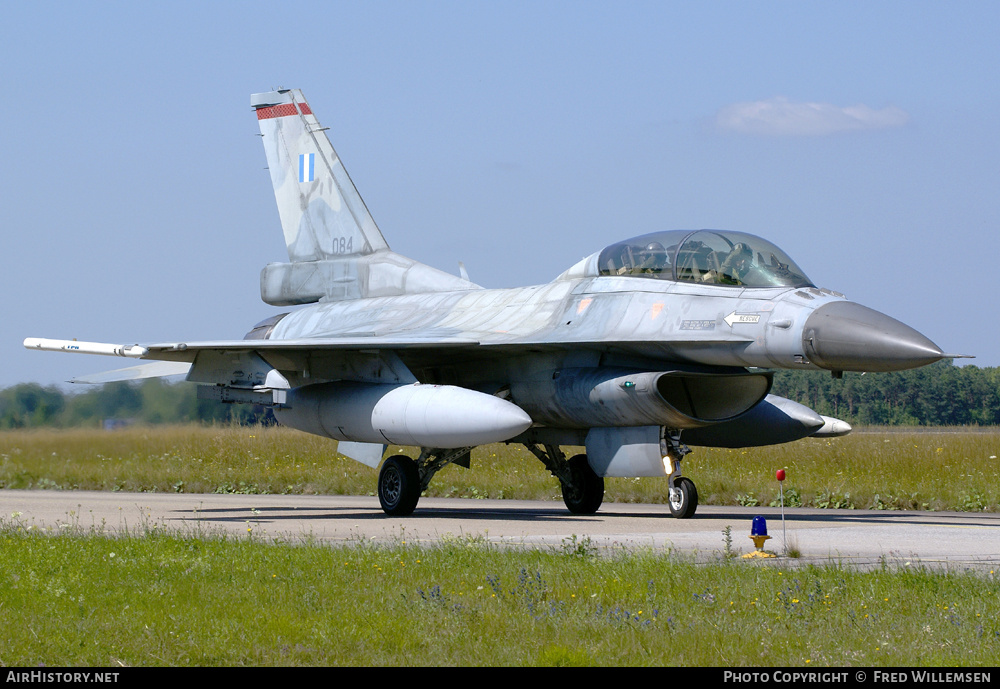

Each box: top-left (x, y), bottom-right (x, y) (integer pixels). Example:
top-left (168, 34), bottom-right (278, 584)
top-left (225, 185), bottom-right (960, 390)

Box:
top-left (25, 88), bottom-right (957, 518)
top-left (725, 312), bottom-right (761, 326)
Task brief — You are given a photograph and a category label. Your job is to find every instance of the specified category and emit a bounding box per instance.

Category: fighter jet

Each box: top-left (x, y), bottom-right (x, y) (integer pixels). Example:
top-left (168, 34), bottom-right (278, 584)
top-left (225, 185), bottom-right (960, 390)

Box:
top-left (25, 88), bottom-right (950, 518)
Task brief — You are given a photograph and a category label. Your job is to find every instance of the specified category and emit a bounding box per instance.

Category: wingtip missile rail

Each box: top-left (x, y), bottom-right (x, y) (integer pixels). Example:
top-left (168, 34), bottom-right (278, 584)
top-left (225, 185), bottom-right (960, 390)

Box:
top-left (23, 338), bottom-right (149, 359)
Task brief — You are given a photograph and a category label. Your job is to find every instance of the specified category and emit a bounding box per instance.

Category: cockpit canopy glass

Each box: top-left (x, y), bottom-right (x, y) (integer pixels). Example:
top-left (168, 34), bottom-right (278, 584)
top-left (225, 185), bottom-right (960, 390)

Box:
top-left (596, 230), bottom-right (813, 288)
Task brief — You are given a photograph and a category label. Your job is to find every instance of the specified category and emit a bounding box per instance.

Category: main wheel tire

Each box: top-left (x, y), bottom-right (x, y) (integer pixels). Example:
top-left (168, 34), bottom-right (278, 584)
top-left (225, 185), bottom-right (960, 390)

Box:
top-left (667, 476), bottom-right (698, 519)
top-left (561, 454), bottom-right (605, 515)
top-left (378, 455), bottom-right (421, 516)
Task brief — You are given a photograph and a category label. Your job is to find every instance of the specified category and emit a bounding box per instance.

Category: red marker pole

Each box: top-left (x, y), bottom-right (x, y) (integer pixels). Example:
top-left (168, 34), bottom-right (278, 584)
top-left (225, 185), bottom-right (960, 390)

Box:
top-left (776, 469), bottom-right (786, 554)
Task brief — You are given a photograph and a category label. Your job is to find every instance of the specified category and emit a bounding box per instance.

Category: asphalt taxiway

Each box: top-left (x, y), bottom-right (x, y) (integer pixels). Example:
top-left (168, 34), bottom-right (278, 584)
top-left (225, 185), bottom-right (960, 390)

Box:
top-left (1, 490), bottom-right (997, 569)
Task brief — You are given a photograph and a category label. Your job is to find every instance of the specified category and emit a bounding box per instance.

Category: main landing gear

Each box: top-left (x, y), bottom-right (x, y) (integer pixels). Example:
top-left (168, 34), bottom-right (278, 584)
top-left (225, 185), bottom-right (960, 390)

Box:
top-left (376, 447), bottom-right (472, 516)
top-left (523, 444), bottom-right (605, 515)
top-left (377, 455), bottom-right (421, 516)
top-left (376, 443), bottom-right (608, 517)
top-left (375, 432), bottom-right (699, 519)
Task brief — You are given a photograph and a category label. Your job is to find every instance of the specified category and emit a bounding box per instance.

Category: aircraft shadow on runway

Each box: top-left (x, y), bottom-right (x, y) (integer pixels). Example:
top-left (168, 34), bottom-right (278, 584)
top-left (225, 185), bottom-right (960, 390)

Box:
top-left (169, 501), bottom-right (999, 528)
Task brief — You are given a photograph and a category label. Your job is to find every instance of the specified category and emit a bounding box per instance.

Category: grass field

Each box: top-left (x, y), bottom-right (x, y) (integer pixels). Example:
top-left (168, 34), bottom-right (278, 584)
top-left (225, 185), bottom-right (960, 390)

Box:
top-left (1, 424), bottom-right (997, 512)
top-left (1, 424), bottom-right (999, 666)
top-left (1, 522), bottom-right (998, 666)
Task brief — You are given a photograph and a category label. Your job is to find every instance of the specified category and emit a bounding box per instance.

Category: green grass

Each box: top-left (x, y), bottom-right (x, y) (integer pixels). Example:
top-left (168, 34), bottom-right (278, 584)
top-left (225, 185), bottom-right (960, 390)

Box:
top-left (1, 521), bottom-right (998, 666)
top-left (2, 425), bottom-right (999, 666)
top-left (1, 425), bottom-right (998, 512)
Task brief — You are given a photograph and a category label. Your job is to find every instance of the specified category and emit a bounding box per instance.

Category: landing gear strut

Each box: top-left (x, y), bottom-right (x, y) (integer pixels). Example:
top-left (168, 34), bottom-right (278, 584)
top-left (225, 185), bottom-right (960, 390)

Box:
top-left (523, 444), bottom-right (605, 515)
top-left (662, 429), bottom-right (698, 519)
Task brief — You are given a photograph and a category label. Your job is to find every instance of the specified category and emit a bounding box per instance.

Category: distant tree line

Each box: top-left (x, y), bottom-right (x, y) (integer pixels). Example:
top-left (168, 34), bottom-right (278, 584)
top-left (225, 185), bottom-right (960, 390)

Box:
top-left (0, 379), bottom-right (274, 429)
top-left (0, 360), bottom-right (996, 429)
top-left (770, 360), bottom-right (1000, 426)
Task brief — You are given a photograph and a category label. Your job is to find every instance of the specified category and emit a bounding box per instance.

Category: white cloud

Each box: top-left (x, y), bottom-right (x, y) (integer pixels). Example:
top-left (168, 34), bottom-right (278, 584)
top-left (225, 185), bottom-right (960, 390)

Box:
top-left (715, 97), bottom-right (909, 136)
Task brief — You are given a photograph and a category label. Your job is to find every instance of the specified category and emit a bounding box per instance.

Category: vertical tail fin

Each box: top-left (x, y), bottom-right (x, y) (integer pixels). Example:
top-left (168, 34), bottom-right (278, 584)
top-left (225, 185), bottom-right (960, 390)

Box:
top-left (252, 89), bottom-right (389, 262)
top-left (252, 88), bottom-right (480, 306)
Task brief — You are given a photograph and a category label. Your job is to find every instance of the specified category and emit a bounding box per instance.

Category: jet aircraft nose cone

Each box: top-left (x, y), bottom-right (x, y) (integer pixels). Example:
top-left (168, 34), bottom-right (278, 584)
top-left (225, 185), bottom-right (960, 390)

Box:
top-left (802, 301), bottom-right (944, 372)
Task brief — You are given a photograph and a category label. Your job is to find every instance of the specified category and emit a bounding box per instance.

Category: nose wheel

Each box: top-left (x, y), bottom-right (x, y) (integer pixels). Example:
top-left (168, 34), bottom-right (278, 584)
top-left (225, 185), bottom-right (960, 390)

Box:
top-left (667, 476), bottom-right (698, 519)
top-left (663, 428), bottom-right (697, 518)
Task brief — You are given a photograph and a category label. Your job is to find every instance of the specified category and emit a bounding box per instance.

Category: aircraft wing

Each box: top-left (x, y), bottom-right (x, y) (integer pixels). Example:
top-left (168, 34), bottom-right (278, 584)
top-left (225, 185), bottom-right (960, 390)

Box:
top-left (24, 336), bottom-right (480, 387)
top-left (25, 332), bottom-right (752, 387)
top-left (24, 336), bottom-right (482, 361)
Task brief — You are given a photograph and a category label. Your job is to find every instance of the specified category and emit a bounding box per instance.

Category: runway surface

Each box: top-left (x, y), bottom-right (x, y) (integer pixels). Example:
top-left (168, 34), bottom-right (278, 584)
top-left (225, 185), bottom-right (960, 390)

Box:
top-left (2, 490), bottom-right (998, 569)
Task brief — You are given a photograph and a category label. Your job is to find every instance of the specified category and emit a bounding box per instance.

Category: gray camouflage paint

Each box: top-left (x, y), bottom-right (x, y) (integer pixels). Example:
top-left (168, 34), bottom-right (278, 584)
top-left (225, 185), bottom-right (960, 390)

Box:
top-left (25, 88), bottom-right (949, 482)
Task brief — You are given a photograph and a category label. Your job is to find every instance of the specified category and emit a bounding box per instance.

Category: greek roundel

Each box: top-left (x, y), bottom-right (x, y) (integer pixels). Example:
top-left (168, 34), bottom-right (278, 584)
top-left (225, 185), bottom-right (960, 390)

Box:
top-left (298, 153), bottom-right (315, 183)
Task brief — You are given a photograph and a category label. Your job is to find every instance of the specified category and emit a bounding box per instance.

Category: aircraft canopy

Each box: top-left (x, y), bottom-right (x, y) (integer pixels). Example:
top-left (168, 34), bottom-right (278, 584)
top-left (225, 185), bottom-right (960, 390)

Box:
top-left (596, 230), bottom-right (813, 288)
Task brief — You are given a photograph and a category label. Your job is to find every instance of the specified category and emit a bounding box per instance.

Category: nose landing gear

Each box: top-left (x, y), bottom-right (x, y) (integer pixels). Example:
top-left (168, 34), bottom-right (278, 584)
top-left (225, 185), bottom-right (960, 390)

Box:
top-left (663, 429), bottom-right (698, 519)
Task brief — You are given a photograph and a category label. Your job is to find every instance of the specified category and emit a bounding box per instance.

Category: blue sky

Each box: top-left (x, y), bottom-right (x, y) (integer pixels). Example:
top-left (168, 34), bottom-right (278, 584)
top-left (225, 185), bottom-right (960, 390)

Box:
top-left (3, 1), bottom-right (997, 388)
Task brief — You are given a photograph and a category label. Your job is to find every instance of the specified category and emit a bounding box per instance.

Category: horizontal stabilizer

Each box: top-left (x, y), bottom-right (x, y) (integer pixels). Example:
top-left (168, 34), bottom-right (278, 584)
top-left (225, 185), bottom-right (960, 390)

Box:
top-left (70, 361), bottom-right (193, 385)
